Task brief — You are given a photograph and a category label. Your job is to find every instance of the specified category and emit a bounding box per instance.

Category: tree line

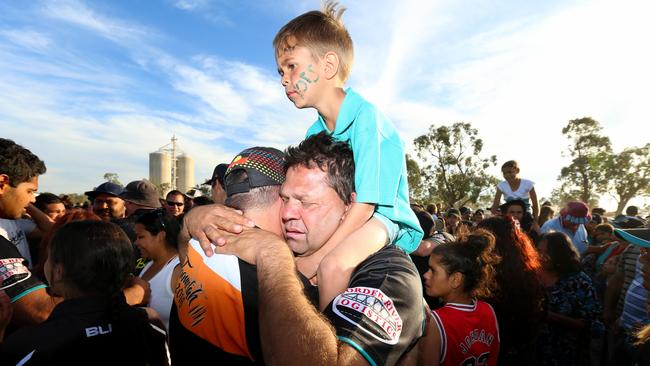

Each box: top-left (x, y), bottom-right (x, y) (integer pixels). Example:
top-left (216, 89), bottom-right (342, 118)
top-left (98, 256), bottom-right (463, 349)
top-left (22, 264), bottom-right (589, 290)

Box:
top-left (408, 117), bottom-right (650, 215)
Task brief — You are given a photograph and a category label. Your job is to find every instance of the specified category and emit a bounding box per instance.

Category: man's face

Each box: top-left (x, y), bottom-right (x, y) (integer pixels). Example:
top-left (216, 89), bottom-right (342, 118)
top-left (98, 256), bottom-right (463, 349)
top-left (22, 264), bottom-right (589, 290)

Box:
top-left (92, 193), bottom-right (126, 220)
top-left (445, 215), bottom-right (459, 228)
top-left (211, 182), bottom-right (227, 205)
top-left (506, 205), bottom-right (525, 221)
top-left (0, 175), bottom-right (38, 219)
top-left (280, 165), bottom-right (350, 256)
top-left (561, 217), bottom-right (579, 233)
top-left (44, 202), bottom-right (66, 220)
top-left (165, 193), bottom-right (185, 217)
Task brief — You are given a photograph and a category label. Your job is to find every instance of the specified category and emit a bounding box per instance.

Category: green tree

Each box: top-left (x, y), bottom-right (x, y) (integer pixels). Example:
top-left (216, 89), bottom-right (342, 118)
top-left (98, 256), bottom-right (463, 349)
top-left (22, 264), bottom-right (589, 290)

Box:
top-left (414, 122), bottom-right (498, 208)
top-left (604, 143), bottom-right (650, 215)
top-left (559, 117), bottom-right (612, 204)
top-left (406, 154), bottom-right (428, 203)
top-left (103, 172), bottom-right (122, 186)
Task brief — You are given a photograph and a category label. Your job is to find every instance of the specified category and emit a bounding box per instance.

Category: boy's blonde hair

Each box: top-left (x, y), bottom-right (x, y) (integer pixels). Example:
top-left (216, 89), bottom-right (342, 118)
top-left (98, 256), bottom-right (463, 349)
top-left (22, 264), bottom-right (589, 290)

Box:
top-left (273, 1), bottom-right (354, 83)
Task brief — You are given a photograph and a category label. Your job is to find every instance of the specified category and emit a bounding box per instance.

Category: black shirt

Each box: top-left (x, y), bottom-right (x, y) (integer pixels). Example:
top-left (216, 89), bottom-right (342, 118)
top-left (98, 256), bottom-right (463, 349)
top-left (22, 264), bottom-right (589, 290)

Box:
top-left (0, 295), bottom-right (169, 365)
top-left (324, 245), bottom-right (426, 366)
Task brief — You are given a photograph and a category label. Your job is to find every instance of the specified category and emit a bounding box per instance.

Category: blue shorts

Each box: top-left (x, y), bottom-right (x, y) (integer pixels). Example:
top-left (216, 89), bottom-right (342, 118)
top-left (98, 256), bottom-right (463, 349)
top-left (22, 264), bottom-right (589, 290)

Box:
top-left (373, 211), bottom-right (399, 245)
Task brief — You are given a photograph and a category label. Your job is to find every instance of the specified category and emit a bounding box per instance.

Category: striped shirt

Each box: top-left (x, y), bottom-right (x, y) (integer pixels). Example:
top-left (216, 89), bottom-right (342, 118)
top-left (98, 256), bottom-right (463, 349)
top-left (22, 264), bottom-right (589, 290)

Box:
top-left (620, 256), bottom-right (649, 331)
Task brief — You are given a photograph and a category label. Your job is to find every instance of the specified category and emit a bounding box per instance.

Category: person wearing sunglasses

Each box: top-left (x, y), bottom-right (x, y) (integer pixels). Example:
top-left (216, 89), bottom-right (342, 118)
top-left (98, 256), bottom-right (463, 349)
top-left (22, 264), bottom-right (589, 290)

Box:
top-left (164, 190), bottom-right (185, 219)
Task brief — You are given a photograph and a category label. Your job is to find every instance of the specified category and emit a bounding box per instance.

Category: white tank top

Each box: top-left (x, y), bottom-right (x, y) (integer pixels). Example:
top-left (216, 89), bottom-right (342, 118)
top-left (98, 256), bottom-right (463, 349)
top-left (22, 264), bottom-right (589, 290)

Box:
top-left (139, 256), bottom-right (180, 330)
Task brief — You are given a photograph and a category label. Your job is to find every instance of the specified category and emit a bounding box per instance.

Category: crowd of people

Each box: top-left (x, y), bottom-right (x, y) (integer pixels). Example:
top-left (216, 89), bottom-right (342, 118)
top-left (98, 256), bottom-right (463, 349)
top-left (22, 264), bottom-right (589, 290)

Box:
top-left (2, 2), bottom-right (650, 366)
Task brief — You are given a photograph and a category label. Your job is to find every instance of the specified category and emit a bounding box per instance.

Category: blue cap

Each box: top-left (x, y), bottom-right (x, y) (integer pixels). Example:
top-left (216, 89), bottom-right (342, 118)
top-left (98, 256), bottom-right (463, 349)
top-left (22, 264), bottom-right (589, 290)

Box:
top-left (614, 228), bottom-right (650, 248)
top-left (85, 182), bottom-right (124, 199)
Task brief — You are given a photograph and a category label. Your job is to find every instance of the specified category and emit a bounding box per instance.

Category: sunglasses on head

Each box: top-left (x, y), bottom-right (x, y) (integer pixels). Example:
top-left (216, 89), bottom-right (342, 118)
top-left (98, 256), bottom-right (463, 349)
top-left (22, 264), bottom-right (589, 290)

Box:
top-left (166, 201), bottom-right (184, 207)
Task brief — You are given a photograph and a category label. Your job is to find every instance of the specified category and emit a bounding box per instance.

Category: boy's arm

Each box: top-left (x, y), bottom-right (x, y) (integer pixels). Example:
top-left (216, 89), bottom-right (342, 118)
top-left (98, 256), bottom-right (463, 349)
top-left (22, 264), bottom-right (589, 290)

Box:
top-left (295, 202), bottom-right (375, 279)
top-left (490, 189), bottom-right (502, 216)
top-left (530, 187), bottom-right (540, 220)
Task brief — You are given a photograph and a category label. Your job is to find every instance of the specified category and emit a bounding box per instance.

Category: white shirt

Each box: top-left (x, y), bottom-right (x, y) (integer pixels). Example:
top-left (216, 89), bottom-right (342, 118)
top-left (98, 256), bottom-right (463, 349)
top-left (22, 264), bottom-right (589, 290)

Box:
top-left (0, 219), bottom-right (33, 268)
top-left (139, 256), bottom-right (180, 330)
top-left (497, 179), bottom-right (535, 201)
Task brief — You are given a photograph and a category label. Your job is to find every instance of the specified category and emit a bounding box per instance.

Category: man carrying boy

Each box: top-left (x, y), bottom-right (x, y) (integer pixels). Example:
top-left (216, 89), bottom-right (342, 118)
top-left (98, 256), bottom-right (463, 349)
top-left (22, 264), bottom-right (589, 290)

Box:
top-left (274, 1), bottom-right (423, 310)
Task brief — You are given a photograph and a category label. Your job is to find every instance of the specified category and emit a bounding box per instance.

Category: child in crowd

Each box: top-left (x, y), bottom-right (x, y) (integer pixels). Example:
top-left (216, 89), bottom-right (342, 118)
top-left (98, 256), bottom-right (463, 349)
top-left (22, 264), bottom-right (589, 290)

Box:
top-left (274, 2), bottom-right (423, 309)
top-left (0, 220), bottom-right (168, 364)
top-left (491, 160), bottom-right (539, 220)
top-left (420, 230), bottom-right (501, 366)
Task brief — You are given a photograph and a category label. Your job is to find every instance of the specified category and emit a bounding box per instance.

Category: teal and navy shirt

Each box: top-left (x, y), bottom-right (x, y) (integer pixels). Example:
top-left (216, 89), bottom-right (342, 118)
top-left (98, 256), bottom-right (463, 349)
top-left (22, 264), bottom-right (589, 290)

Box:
top-left (306, 88), bottom-right (423, 253)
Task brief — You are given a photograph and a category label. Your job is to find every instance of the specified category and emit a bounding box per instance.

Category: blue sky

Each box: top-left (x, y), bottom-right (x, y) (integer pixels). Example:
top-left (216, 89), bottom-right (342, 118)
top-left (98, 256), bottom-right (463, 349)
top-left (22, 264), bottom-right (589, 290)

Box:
top-left (2, 0), bottom-right (649, 210)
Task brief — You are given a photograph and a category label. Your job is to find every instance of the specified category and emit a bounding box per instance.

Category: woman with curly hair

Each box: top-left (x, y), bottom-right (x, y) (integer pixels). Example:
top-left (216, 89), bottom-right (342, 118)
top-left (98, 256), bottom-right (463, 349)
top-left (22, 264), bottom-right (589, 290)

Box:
top-left (477, 215), bottom-right (546, 365)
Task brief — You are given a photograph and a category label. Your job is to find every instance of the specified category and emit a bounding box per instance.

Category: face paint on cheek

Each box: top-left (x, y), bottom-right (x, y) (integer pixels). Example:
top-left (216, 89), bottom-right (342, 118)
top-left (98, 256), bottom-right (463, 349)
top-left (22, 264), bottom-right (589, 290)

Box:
top-left (300, 64), bottom-right (320, 84)
top-left (295, 80), bottom-right (308, 98)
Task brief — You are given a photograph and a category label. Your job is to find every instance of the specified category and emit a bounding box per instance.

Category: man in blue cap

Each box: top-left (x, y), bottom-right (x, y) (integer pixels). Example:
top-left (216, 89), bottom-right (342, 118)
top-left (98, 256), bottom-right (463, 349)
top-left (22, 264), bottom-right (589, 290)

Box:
top-left (85, 182), bottom-right (125, 221)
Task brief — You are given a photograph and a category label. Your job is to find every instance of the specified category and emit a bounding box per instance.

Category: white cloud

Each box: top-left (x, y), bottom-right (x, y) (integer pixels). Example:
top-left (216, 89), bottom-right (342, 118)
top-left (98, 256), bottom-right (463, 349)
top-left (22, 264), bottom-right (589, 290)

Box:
top-left (0, 29), bottom-right (51, 51)
top-left (172, 0), bottom-right (209, 11)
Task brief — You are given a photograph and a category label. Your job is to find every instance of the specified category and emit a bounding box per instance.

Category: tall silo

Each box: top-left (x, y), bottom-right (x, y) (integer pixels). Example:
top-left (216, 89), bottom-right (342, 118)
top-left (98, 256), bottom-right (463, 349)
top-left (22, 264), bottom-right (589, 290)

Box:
top-left (149, 151), bottom-right (172, 188)
top-left (176, 153), bottom-right (195, 193)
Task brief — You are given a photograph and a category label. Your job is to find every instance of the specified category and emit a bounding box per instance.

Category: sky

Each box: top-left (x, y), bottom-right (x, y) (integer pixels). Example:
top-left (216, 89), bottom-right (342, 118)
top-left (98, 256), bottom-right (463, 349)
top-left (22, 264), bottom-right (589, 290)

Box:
top-left (1, 0), bottom-right (649, 211)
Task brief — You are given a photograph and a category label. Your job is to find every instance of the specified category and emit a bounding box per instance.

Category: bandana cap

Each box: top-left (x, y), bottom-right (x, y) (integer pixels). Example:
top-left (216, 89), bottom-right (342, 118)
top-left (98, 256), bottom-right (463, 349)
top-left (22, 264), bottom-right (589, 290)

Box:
top-left (225, 147), bottom-right (286, 197)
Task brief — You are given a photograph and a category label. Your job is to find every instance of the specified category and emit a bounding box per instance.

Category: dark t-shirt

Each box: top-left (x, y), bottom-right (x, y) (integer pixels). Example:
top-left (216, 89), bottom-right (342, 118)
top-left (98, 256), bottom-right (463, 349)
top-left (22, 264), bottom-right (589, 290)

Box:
top-left (324, 245), bottom-right (426, 366)
top-left (0, 295), bottom-right (168, 365)
top-left (0, 234), bottom-right (46, 301)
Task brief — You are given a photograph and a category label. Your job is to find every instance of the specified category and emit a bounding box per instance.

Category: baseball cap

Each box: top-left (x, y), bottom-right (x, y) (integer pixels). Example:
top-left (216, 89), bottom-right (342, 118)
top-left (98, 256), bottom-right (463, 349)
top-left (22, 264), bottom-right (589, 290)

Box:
top-left (119, 179), bottom-right (162, 208)
top-left (444, 208), bottom-right (461, 219)
top-left (561, 201), bottom-right (591, 225)
top-left (614, 228), bottom-right (650, 248)
top-left (204, 163), bottom-right (229, 187)
top-left (225, 147), bottom-right (286, 197)
top-left (85, 182), bottom-right (124, 199)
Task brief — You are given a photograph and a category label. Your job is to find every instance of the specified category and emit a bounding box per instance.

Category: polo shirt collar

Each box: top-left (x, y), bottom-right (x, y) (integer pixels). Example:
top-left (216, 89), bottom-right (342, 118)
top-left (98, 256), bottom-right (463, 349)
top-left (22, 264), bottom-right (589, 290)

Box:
top-left (315, 88), bottom-right (361, 134)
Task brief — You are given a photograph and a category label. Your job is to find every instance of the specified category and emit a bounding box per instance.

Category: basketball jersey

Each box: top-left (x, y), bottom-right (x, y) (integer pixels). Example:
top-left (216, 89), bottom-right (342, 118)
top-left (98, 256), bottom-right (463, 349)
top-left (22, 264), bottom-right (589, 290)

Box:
top-left (431, 300), bottom-right (500, 366)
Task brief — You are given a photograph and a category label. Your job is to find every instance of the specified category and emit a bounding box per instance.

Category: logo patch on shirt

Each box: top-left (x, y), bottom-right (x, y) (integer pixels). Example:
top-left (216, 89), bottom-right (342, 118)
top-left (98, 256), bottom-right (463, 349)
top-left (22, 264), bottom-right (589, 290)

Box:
top-left (0, 257), bottom-right (31, 290)
top-left (332, 286), bottom-right (403, 345)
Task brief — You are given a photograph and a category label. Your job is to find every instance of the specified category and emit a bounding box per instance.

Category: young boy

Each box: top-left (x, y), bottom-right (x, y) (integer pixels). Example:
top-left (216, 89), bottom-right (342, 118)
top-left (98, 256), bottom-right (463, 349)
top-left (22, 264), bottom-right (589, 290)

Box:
top-left (274, 2), bottom-right (423, 309)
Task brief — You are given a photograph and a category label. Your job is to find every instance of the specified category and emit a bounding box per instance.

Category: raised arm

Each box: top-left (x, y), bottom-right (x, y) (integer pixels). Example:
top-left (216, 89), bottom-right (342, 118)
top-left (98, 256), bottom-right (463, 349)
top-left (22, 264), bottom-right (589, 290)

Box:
top-left (490, 189), bottom-right (502, 216)
top-left (529, 187), bottom-right (539, 220)
top-left (214, 228), bottom-right (369, 366)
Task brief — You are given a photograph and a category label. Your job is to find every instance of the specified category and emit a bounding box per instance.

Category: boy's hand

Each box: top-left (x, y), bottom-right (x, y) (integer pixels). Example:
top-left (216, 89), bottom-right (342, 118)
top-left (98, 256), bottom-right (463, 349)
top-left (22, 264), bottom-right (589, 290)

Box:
top-left (182, 203), bottom-right (255, 257)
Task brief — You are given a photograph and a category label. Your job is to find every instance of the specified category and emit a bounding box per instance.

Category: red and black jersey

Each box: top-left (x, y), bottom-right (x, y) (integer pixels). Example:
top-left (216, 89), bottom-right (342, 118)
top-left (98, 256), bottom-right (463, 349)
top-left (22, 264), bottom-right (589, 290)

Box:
top-left (431, 300), bottom-right (500, 366)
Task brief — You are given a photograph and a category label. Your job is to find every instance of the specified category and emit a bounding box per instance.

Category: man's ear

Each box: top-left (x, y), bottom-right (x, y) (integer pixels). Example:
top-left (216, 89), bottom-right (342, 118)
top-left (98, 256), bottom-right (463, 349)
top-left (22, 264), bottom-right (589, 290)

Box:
top-left (0, 174), bottom-right (9, 194)
top-left (323, 51), bottom-right (340, 81)
top-left (340, 192), bottom-right (356, 221)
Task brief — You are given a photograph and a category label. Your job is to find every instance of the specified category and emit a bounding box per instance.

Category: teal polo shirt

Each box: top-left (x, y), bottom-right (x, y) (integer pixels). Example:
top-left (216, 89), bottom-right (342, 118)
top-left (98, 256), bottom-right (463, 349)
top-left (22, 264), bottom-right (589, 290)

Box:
top-left (306, 88), bottom-right (423, 253)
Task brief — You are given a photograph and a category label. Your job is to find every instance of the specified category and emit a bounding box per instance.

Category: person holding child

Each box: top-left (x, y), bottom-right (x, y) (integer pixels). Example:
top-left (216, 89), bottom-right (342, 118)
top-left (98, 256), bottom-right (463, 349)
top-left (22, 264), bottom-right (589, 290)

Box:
top-left (273, 1), bottom-right (423, 310)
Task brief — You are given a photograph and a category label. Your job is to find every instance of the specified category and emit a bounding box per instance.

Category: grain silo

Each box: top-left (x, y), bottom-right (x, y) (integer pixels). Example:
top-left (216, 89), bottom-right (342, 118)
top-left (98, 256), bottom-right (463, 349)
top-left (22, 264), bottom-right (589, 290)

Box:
top-left (176, 154), bottom-right (195, 193)
top-left (149, 136), bottom-right (194, 194)
top-left (149, 151), bottom-right (172, 189)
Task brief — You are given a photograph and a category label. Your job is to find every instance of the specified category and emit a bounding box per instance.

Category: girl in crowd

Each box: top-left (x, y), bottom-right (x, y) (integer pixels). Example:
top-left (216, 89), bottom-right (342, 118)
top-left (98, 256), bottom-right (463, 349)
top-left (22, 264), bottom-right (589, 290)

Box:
top-left (135, 208), bottom-right (180, 330)
top-left (0, 220), bottom-right (168, 365)
top-left (538, 205), bottom-right (555, 227)
top-left (420, 230), bottom-right (501, 366)
top-left (477, 216), bottom-right (546, 365)
top-left (491, 160), bottom-right (539, 220)
top-left (536, 232), bottom-right (605, 366)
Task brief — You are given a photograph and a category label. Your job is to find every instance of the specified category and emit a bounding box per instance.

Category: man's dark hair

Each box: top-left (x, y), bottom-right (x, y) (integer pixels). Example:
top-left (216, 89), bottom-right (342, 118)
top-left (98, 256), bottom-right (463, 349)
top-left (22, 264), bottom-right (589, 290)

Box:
top-left (35, 192), bottom-right (63, 211)
top-left (0, 138), bottom-right (46, 186)
top-left (225, 169), bottom-right (281, 211)
top-left (166, 190), bottom-right (185, 199)
top-left (626, 206), bottom-right (639, 216)
top-left (285, 132), bottom-right (355, 205)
